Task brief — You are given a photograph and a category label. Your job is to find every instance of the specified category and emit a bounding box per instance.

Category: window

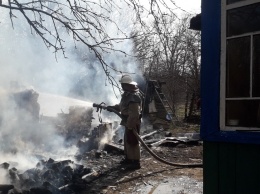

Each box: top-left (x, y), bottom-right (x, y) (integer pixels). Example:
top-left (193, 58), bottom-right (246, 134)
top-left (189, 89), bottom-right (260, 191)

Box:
top-left (227, 0), bottom-right (250, 5)
top-left (221, 0), bottom-right (260, 130)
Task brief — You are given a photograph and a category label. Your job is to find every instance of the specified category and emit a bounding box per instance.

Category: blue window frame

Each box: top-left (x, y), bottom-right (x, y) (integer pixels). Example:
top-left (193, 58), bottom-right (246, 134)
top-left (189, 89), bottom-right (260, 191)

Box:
top-left (201, 0), bottom-right (260, 144)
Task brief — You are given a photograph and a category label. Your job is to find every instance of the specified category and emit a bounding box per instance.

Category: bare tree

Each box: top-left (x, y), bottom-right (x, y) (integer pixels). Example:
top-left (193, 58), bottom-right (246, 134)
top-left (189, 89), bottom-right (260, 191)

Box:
top-left (0, 0), bottom-right (183, 90)
top-left (1, 0), bottom-right (127, 89)
top-left (132, 13), bottom-right (201, 120)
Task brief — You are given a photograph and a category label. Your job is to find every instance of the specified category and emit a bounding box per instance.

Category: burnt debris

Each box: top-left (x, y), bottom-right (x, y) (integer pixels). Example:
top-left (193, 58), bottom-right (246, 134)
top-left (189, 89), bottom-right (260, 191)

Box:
top-left (12, 89), bottom-right (40, 122)
top-left (0, 89), bottom-right (202, 194)
top-left (0, 159), bottom-right (92, 194)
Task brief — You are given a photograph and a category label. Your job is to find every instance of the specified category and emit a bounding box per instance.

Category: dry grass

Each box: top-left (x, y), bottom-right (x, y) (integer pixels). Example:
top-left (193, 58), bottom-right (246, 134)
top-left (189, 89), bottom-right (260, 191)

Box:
top-left (168, 103), bottom-right (201, 136)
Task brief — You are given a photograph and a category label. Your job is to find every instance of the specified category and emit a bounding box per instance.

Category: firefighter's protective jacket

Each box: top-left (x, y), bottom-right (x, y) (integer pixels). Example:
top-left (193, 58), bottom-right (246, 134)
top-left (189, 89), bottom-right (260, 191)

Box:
top-left (112, 91), bottom-right (142, 128)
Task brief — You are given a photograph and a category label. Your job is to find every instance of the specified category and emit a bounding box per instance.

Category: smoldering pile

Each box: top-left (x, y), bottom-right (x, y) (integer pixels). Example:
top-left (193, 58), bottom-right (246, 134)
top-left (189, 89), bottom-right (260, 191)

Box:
top-left (0, 142), bottom-right (123, 194)
top-left (0, 87), bottom-right (129, 194)
top-left (0, 89), bottom-right (105, 193)
top-left (0, 120), bottom-right (122, 194)
top-left (0, 159), bottom-right (93, 194)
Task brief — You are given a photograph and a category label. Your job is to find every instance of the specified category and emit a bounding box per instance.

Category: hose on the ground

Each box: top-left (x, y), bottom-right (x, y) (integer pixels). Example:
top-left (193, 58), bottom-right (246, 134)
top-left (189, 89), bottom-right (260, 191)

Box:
top-left (93, 103), bottom-right (203, 168)
top-left (132, 130), bottom-right (203, 167)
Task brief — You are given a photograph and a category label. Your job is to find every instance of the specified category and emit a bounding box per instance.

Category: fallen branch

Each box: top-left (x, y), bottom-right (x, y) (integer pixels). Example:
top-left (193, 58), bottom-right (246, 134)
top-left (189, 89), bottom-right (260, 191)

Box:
top-left (141, 130), bottom-right (159, 139)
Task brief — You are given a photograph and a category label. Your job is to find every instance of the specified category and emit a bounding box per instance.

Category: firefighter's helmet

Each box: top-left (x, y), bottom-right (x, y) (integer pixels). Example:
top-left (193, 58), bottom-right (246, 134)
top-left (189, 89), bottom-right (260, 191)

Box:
top-left (119, 74), bottom-right (137, 85)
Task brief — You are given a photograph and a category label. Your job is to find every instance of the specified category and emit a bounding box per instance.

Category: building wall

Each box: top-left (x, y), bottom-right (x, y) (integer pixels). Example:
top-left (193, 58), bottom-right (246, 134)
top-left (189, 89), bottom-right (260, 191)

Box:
top-left (204, 141), bottom-right (260, 194)
top-left (201, 0), bottom-right (260, 193)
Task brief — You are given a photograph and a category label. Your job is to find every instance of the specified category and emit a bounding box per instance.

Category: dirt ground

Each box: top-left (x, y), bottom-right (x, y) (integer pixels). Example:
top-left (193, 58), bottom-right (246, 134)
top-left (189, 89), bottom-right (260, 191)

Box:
top-left (79, 138), bottom-right (203, 194)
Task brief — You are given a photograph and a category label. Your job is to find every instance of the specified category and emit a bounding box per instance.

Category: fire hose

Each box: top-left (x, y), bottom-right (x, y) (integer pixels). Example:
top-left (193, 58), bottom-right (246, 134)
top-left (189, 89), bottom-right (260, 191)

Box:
top-left (93, 103), bottom-right (203, 168)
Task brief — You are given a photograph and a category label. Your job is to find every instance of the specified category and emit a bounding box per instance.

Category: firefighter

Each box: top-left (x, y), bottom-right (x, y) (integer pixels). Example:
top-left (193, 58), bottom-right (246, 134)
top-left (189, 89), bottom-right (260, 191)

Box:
top-left (108, 74), bottom-right (143, 170)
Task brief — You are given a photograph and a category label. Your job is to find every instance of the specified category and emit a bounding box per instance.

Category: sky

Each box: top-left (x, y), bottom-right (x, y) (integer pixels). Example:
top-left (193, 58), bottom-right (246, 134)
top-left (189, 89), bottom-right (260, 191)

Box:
top-left (173, 0), bottom-right (201, 15)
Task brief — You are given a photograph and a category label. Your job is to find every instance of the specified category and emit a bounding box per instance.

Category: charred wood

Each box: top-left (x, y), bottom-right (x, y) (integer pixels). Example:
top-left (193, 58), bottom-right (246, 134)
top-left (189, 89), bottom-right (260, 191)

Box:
top-left (42, 181), bottom-right (61, 194)
top-left (0, 162), bottom-right (9, 170)
top-left (30, 187), bottom-right (52, 194)
top-left (140, 130), bottom-right (159, 140)
top-left (104, 143), bottom-right (124, 154)
top-left (0, 185), bottom-right (14, 194)
top-left (9, 168), bottom-right (20, 184)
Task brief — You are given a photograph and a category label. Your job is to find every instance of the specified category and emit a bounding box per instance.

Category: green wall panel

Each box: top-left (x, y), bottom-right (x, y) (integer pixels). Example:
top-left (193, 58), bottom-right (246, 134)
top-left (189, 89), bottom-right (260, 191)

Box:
top-left (219, 143), bottom-right (236, 194)
top-left (204, 142), bottom-right (219, 194)
top-left (204, 142), bottom-right (260, 194)
top-left (235, 144), bottom-right (260, 194)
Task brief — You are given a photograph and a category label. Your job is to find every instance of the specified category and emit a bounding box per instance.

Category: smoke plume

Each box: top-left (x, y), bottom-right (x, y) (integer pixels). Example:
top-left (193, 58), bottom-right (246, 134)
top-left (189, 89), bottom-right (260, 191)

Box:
top-left (0, 0), bottom-right (144, 181)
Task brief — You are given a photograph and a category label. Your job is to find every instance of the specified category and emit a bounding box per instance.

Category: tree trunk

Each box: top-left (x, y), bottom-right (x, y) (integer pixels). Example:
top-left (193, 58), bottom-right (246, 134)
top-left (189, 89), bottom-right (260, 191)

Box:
top-left (188, 92), bottom-right (195, 120)
top-left (184, 91), bottom-right (189, 119)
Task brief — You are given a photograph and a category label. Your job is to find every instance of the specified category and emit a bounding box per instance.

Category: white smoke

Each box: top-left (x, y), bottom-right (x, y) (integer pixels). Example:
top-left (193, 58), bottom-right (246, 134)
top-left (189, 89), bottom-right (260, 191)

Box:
top-left (0, 0), bottom-right (143, 101)
top-left (0, 92), bottom-right (75, 173)
top-left (0, 0), bottom-right (144, 181)
top-left (0, 168), bottom-right (10, 184)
